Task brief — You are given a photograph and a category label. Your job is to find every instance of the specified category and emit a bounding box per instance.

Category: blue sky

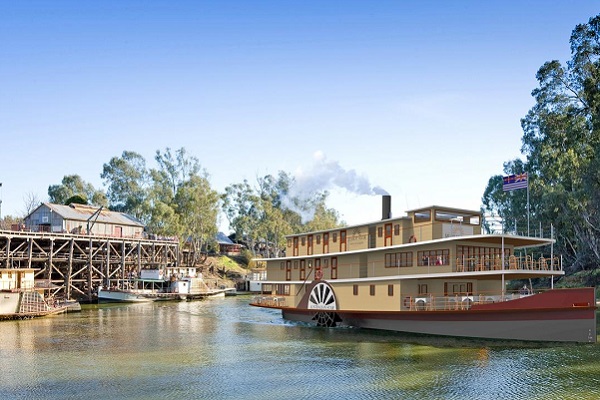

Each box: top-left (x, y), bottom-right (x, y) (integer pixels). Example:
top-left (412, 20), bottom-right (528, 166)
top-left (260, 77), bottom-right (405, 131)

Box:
top-left (1, 1), bottom-right (598, 229)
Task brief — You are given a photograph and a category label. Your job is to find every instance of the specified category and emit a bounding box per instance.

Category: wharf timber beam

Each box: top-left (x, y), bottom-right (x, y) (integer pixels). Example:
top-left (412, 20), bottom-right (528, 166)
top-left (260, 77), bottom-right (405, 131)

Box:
top-left (0, 230), bottom-right (182, 302)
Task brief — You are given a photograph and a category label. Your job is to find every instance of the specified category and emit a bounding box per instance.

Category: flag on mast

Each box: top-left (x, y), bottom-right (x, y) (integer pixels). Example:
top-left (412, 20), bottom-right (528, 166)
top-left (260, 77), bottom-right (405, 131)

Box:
top-left (503, 173), bottom-right (528, 191)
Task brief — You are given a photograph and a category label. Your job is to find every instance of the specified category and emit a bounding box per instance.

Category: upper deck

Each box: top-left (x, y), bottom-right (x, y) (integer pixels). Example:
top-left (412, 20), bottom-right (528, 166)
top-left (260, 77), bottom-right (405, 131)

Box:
top-left (285, 198), bottom-right (483, 258)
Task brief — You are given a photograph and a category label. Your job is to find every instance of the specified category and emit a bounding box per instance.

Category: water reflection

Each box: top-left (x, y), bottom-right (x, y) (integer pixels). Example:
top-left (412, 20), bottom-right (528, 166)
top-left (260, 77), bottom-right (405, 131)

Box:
top-left (0, 297), bottom-right (598, 399)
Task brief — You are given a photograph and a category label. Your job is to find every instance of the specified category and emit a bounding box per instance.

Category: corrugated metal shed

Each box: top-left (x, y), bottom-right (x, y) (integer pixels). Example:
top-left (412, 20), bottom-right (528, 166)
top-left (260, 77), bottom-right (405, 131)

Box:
top-left (43, 203), bottom-right (144, 227)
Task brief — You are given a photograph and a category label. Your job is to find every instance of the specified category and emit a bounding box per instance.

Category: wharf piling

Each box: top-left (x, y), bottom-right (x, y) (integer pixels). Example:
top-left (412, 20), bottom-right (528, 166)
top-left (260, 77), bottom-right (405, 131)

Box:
top-left (0, 230), bottom-right (183, 302)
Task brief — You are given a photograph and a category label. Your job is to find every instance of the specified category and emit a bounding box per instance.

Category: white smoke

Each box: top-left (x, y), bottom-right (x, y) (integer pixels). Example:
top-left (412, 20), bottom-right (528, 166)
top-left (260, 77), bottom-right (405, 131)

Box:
top-left (285, 151), bottom-right (389, 222)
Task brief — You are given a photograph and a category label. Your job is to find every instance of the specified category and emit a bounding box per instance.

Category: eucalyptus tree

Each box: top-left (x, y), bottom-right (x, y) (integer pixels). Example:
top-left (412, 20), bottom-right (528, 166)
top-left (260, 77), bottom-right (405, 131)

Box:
top-left (221, 180), bottom-right (263, 255)
top-left (302, 192), bottom-right (344, 233)
top-left (175, 174), bottom-right (220, 262)
top-left (481, 159), bottom-right (529, 234)
top-left (256, 173), bottom-right (295, 257)
top-left (145, 147), bottom-right (199, 236)
top-left (222, 172), bottom-right (344, 257)
top-left (146, 148), bottom-right (219, 263)
top-left (48, 174), bottom-right (107, 207)
top-left (482, 14), bottom-right (600, 276)
top-left (101, 151), bottom-right (149, 220)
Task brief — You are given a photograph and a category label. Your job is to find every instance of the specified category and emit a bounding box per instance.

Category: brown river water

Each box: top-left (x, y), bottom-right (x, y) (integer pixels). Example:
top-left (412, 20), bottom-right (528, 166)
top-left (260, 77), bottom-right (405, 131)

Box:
top-left (0, 296), bottom-right (598, 399)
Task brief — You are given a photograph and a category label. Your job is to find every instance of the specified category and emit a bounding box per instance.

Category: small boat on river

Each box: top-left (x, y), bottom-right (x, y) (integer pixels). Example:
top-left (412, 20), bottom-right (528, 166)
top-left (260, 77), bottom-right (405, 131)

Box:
top-left (0, 267), bottom-right (67, 320)
top-left (250, 196), bottom-right (597, 343)
top-left (98, 268), bottom-right (230, 303)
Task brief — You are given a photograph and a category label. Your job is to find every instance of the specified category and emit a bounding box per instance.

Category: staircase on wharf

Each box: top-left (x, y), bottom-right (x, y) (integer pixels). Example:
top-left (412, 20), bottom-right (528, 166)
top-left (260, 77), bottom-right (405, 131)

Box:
top-left (0, 230), bottom-right (183, 302)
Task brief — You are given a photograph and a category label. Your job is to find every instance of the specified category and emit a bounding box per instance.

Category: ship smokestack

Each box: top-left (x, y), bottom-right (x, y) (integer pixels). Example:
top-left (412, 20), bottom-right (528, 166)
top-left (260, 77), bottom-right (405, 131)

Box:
top-left (382, 195), bottom-right (391, 220)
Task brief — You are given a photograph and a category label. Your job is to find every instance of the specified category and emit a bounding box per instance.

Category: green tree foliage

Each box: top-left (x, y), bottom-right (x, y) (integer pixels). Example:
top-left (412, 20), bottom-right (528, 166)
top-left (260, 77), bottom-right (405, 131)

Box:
top-left (48, 174), bottom-right (107, 207)
top-left (175, 174), bottom-right (220, 261)
top-left (65, 194), bottom-right (88, 206)
top-left (222, 172), bottom-right (343, 256)
top-left (481, 159), bottom-right (528, 234)
top-left (482, 15), bottom-right (600, 278)
top-left (143, 148), bottom-right (220, 262)
top-left (221, 180), bottom-right (263, 255)
top-left (101, 151), bottom-right (148, 219)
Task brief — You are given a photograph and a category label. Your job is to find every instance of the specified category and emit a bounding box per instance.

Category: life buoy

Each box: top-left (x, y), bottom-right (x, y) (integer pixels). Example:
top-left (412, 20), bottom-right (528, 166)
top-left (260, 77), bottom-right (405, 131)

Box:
top-left (315, 270), bottom-right (323, 280)
top-left (409, 235), bottom-right (417, 243)
top-left (403, 296), bottom-right (411, 309)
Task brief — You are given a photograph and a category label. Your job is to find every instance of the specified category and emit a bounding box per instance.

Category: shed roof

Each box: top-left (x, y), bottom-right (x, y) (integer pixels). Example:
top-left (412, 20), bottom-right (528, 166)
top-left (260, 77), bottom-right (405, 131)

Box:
top-left (216, 232), bottom-right (236, 245)
top-left (31, 203), bottom-right (145, 227)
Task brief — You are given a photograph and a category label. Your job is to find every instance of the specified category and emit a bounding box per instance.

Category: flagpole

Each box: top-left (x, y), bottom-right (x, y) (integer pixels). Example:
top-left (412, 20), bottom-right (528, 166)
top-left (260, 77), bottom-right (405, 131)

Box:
top-left (526, 173), bottom-right (530, 237)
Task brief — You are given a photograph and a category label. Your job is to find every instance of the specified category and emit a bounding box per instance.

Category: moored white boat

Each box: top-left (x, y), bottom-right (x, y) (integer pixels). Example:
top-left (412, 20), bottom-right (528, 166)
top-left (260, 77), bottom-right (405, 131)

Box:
top-left (98, 267), bottom-right (233, 303)
top-left (97, 288), bottom-right (167, 303)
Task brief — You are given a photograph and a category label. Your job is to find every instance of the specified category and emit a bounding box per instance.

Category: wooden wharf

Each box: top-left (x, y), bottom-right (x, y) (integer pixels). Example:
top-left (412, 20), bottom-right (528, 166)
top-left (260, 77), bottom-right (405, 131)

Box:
top-left (0, 230), bottom-right (182, 302)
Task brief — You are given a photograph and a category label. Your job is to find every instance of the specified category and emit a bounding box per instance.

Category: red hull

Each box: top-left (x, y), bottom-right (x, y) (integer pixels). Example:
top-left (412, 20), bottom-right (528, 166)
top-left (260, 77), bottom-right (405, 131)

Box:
top-left (256, 287), bottom-right (597, 343)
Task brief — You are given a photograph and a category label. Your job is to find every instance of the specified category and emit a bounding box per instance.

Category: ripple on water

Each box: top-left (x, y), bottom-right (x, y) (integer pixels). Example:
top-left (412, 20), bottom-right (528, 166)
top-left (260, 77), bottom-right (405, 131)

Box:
top-left (0, 299), bottom-right (598, 400)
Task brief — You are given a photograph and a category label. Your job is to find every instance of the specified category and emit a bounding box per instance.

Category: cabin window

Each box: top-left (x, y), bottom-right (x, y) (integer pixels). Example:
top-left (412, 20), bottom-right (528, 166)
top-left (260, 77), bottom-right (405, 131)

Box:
top-left (331, 257), bottom-right (338, 279)
top-left (388, 285), bottom-right (394, 296)
top-left (353, 284), bottom-right (358, 295)
top-left (414, 210), bottom-right (431, 223)
top-left (418, 249), bottom-right (449, 266)
top-left (300, 261), bottom-right (306, 280)
top-left (301, 237), bottom-right (306, 246)
top-left (394, 224), bottom-right (400, 235)
top-left (323, 258), bottom-right (329, 269)
top-left (276, 284), bottom-right (291, 295)
top-left (263, 284), bottom-right (273, 293)
top-left (316, 235), bottom-right (321, 244)
top-left (377, 227), bottom-right (383, 237)
top-left (370, 285), bottom-right (376, 296)
top-left (285, 262), bottom-right (292, 281)
top-left (332, 233), bottom-right (337, 242)
top-left (418, 284), bottom-right (428, 294)
top-left (435, 210), bottom-right (480, 226)
top-left (447, 282), bottom-right (473, 296)
top-left (385, 252), bottom-right (413, 267)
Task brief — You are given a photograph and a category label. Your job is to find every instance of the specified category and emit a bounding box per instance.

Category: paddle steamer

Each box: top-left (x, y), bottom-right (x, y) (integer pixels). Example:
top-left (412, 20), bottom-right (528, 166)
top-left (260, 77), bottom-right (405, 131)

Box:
top-left (0, 267), bottom-right (67, 320)
top-left (250, 196), bottom-right (597, 343)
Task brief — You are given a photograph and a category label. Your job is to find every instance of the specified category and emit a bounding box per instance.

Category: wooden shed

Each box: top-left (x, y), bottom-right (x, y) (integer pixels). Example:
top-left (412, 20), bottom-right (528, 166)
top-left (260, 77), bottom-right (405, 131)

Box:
top-left (24, 203), bottom-right (145, 238)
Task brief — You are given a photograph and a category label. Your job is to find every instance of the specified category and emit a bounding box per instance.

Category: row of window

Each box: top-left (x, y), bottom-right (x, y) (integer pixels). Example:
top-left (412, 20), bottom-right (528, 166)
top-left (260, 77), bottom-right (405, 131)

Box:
top-left (280, 245), bottom-right (511, 280)
top-left (289, 231), bottom-right (347, 247)
top-left (280, 258), bottom-right (339, 280)
top-left (384, 249), bottom-right (450, 267)
top-left (350, 281), bottom-right (473, 297)
top-left (353, 284), bottom-right (395, 297)
top-left (385, 246), bottom-right (508, 268)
